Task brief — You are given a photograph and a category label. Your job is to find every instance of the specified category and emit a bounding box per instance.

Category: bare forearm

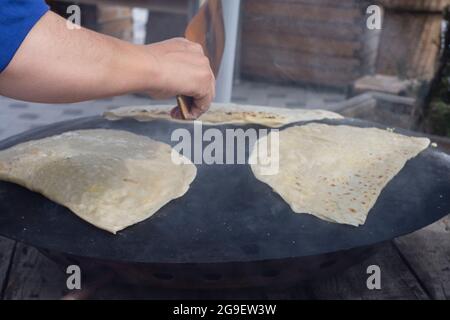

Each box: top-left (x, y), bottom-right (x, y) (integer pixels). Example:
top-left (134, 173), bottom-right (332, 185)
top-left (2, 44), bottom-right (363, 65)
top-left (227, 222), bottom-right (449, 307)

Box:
top-left (0, 11), bottom-right (156, 103)
top-left (0, 9), bottom-right (215, 118)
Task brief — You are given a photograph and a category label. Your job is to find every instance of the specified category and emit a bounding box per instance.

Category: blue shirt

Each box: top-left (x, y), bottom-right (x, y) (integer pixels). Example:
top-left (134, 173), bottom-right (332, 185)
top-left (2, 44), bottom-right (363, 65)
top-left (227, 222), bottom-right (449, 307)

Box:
top-left (0, 0), bottom-right (49, 72)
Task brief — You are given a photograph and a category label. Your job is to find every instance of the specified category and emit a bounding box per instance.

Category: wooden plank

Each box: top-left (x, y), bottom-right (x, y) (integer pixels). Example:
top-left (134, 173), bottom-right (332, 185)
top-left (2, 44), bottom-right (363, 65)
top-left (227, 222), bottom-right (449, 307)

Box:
top-left (394, 216), bottom-right (450, 300)
top-left (0, 236), bottom-right (16, 299)
top-left (253, 0), bottom-right (364, 9)
top-left (3, 244), bottom-right (67, 300)
top-left (304, 242), bottom-right (430, 299)
top-left (376, 13), bottom-right (442, 80)
top-left (379, 0), bottom-right (450, 12)
top-left (242, 45), bottom-right (361, 72)
top-left (244, 0), bottom-right (363, 24)
top-left (242, 32), bottom-right (361, 58)
top-left (240, 0), bottom-right (372, 87)
top-left (242, 14), bottom-right (364, 41)
top-left (241, 61), bottom-right (358, 87)
top-left (411, 14), bottom-right (442, 80)
top-left (352, 75), bottom-right (414, 95)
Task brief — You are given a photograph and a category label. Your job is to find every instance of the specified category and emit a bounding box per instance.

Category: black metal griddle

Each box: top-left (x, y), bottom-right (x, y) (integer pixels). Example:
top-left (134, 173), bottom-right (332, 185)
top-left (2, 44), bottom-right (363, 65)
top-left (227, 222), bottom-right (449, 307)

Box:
top-left (0, 116), bottom-right (449, 269)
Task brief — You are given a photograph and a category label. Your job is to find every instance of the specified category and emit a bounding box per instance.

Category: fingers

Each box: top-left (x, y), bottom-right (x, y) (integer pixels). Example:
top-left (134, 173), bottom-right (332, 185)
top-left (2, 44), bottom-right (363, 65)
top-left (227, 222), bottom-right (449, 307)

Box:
top-left (169, 38), bottom-right (204, 55)
top-left (173, 53), bottom-right (214, 119)
top-left (188, 66), bottom-right (215, 119)
top-left (170, 105), bottom-right (198, 120)
top-left (174, 53), bottom-right (210, 68)
top-left (191, 95), bottom-right (212, 118)
top-left (186, 42), bottom-right (204, 55)
top-left (170, 106), bottom-right (182, 119)
top-left (170, 82), bottom-right (214, 121)
top-left (145, 37), bottom-right (215, 118)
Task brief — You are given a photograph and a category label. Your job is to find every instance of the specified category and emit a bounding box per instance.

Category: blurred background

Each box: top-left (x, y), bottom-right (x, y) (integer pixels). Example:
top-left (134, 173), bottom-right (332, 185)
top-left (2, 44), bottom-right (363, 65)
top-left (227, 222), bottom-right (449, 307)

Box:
top-left (1, 0), bottom-right (449, 145)
top-left (0, 1), bottom-right (449, 300)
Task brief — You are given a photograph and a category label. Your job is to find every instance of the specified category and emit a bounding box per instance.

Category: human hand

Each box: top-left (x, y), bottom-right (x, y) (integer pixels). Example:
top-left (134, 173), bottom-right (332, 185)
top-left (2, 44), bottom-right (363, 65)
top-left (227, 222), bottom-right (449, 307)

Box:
top-left (143, 38), bottom-right (215, 119)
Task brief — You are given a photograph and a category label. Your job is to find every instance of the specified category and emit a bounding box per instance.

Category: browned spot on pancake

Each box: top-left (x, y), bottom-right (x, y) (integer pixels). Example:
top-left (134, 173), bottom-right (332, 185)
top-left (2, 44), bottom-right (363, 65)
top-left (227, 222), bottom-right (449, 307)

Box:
top-left (123, 178), bottom-right (139, 184)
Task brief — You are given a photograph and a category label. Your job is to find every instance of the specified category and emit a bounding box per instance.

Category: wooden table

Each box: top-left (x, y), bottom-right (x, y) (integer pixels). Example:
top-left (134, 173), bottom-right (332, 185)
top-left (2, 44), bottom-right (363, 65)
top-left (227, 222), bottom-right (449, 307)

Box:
top-left (0, 214), bottom-right (448, 299)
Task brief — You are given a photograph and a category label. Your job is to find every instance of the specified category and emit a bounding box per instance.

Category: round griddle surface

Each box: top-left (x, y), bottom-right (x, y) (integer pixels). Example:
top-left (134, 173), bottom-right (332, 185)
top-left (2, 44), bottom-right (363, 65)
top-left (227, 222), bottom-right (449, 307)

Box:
top-left (0, 117), bottom-right (448, 264)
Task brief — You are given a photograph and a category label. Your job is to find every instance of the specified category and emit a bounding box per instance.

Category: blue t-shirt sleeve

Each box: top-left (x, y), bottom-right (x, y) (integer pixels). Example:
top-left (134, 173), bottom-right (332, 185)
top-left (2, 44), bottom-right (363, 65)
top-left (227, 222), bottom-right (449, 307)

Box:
top-left (0, 0), bottom-right (49, 72)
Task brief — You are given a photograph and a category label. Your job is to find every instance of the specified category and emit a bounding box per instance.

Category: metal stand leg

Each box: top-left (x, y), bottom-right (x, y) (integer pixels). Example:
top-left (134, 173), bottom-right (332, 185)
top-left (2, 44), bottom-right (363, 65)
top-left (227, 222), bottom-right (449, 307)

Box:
top-left (215, 0), bottom-right (241, 103)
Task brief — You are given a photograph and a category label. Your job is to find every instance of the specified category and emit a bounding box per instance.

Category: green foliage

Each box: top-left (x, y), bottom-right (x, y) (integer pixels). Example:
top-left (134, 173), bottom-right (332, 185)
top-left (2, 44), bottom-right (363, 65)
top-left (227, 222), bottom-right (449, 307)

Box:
top-left (428, 100), bottom-right (450, 136)
top-left (426, 16), bottom-right (450, 137)
top-left (427, 58), bottom-right (450, 136)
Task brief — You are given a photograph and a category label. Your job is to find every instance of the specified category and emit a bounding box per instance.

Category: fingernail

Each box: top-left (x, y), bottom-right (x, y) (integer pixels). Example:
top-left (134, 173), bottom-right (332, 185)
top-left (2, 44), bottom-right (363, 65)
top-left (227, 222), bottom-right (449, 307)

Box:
top-left (170, 106), bottom-right (181, 119)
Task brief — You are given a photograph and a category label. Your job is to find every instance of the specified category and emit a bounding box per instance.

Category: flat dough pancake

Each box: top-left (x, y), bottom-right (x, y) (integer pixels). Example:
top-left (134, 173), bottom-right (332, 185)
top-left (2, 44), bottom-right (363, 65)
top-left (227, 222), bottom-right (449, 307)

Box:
top-left (249, 124), bottom-right (430, 226)
top-left (0, 129), bottom-right (196, 234)
top-left (103, 103), bottom-right (343, 128)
